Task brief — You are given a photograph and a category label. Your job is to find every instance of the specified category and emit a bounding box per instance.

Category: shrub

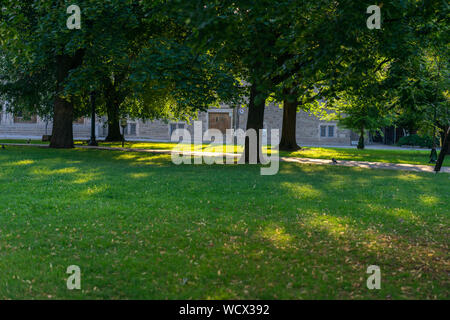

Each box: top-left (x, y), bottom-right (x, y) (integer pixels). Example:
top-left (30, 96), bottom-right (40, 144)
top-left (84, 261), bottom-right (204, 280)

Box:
top-left (397, 134), bottom-right (438, 148)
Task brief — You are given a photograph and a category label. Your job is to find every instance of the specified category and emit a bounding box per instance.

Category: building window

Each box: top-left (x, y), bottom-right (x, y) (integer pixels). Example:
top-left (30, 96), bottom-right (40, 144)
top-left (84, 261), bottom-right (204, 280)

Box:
top-left (123, 123), bottom-right (137, 136)
top-left (320, 125), bottom-right (327, 137)
top-left (320, 125), bottom-right (336, 138)
top-left (169, 123), bottom-right (185, 136)
top-left (169, 123), bottom-right (177, 136)
top-left (129, 123), bottom-right (136, 136)
top-left (328, 126), bottom-right (335, 137)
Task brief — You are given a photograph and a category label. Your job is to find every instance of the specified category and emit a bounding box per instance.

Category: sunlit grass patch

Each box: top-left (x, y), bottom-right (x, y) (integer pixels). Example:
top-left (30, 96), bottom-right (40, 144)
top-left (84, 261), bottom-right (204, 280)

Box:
top-left (10, 160), bottom-right (35, 166)
top-left (80, 185), bottom-right (108, 197)
top-left (259, 224), bottom-right (293, 249)
top-left (282, 147), bottom-right (449, 166)
top-left (129, 172), bottom-right (153, 179)
top-left (419, 195), bottom-right (440, 206)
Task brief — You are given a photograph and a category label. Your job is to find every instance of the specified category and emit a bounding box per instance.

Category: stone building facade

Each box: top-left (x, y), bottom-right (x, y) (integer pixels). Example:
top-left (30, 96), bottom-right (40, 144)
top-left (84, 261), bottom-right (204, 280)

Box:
top-left (0, 101), bottom-right (356, 146)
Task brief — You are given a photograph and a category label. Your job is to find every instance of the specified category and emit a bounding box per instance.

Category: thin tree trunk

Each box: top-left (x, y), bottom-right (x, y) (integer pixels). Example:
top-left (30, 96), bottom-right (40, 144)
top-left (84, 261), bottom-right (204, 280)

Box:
top-left (435, 127), bottom-right (449, 172)
top-left (243, 83), bottom-right (266, 163)
top-left (440, 126), bottom-right (450, 155)
top-left (279, 90), bottom-right (300, 151)
top-left (50, 51), bottom-right (84, 148)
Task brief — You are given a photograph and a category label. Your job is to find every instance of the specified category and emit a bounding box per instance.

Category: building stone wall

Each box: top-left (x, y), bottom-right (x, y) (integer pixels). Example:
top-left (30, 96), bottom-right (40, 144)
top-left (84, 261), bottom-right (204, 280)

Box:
top-left (138, 119), bottom-right (171, 140)
top-left (1, 100), bottom-right (355, 146)
top-left (232, 104), bottom-right (352, 146)
top-left (0, 104), bottom-right (93, 139)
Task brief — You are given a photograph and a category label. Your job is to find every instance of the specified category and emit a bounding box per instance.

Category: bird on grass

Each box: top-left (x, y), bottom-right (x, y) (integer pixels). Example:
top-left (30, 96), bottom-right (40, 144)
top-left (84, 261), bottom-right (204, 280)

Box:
top-left (332, 158), bottom-right (338, 164)
top-left (1, 145), bottom-right (5, 149)
top-left (27, 139), bottom-right (31, 144)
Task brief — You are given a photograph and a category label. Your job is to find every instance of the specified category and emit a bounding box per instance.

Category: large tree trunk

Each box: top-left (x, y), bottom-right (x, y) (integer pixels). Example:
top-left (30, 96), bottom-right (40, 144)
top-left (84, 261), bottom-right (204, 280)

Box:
top-left (243, 83), bottom-right (266, 163)
top-left (103, 76), bottom-right (126, 142)
top-left (105, 97), bottom-right (123, 142)
top-left (50, 51), bottom-right (84, 148)
top-left (435, 127), bottom-right (449, 172)
top-left (50, 95), bottom-right (74, 148)
top-left (279, 90), bottom-right (300, 151)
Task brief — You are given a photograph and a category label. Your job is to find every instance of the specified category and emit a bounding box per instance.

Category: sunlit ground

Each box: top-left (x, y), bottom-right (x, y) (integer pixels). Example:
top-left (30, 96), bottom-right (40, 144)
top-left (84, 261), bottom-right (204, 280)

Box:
top-left (0, 146), bottom-right (448, 299)
top-left (1, 139), bottom-right (447, 166)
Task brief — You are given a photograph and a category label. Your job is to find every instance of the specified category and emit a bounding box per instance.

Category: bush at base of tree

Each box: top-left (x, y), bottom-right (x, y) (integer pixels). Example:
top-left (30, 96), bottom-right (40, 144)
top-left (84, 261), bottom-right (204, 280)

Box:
top-left (397, 134), bottom-right (439, 149)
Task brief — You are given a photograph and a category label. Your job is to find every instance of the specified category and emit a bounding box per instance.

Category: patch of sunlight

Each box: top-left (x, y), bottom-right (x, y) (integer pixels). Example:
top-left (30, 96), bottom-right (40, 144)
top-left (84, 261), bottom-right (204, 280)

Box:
top-left (124, 155), bottom-right (172, 167)
top-left (80, 185), bottom-right (107, 197)
top-left (419, 194), bottom-right (440, 206)
top-left (362, 203), bottom-right (422, 225)
top-left (289, 147), bottom-right (341, 159)
top-left (127, 142), bottom-right (179, 150)
top-left (54, 167), bottom-right (79, 174)
top-left (203, 144), bottom-right (227, 154)
top-left (32, 167), bottom-right (79, 175)
top-left (73, 177), bottom-right (91, 184)
top-left (136, 155), bottom-right (171, 163)
top-left (259, 224), bottom-right (293, 249)
top-left (73, 173), bottom-right (98, 184)
top-left (304, 213), bottom-right (439, 264)
top-left (305, 214), bottom-right (389, 252)
top-left (129, 172), bottom-right (152, 179)
top-left (113, 153), bottom-right (171, 165)
top-left (281, 182), bottom-right (322, 199)
top-left (307, 214), bottom-right (352, 236)
top-left (11, 160), bottom-right (35, 166)
top-left (135, 156), bottom-right (155, 162)
top-left (389, 208), bottom-right (422, 223)
top-left (397, 174), bottom-right (424, 181)
top-left (115, 154), bottom-right (139, 160)
top-left (98, 141), bottom-right (281, 156)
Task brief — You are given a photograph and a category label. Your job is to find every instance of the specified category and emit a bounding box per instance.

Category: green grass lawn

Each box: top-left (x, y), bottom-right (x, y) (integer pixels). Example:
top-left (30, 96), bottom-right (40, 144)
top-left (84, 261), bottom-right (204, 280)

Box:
top-left (0, 146), bottom-right (448, 299)
top-left (2, 139), bottom-right (447, 166)
top-left (0, 139), bottom-right (50, 145)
